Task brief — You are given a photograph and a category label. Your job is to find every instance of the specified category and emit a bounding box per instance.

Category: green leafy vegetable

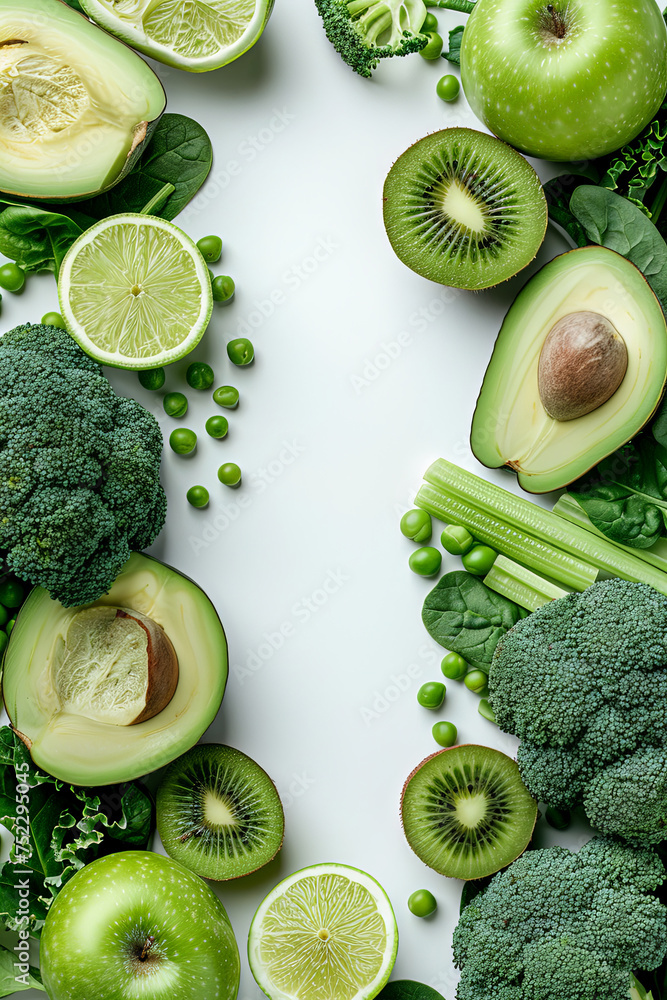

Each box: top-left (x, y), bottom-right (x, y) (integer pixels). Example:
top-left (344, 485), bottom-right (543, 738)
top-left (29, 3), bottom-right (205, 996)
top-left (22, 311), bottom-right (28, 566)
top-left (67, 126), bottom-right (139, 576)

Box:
top-left (442, 24), bottom-right (464, 64)
top-left (0, 946), bottom-right (44, 995)
top-left (569, 184), bottom-right (667, 311)
top-left (543, 174), bottom-right (592, 247)
top-left (422, 570), bottom-right (522, 671)
top-left (601, 100), bottom-right (667, 221)
top-left (376, 982), bottom-right (446, 1000)
top-left (0, 727), bottom-right (153, 938)
top-left (0, 202), bottom-right (83, 276)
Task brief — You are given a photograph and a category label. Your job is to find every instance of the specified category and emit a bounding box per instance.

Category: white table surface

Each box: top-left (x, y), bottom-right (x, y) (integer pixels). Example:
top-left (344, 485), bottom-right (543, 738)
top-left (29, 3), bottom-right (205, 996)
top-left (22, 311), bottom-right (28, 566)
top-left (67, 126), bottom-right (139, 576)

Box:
top-left (2, 3), bottom-right (592, 997)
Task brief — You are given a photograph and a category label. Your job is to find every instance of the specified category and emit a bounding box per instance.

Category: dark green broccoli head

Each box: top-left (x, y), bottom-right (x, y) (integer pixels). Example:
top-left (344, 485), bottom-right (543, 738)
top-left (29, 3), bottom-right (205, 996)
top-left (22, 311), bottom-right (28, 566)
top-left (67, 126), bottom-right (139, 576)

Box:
top-left (314, 0), bottom-right (428, 78)
top-left (488, 579), bottom-right (667, 844)
top-left (453, 836), bottom-right (667, 1000)
top-left (0, 324), bottom-right (166, 606)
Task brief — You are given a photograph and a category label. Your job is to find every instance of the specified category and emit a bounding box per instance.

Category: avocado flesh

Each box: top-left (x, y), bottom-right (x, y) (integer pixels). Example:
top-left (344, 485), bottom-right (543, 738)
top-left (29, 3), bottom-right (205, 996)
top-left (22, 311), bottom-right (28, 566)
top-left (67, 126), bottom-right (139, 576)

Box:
top-left (0, 0), bottom-right (165, 201)
top-left (3, 553), bottom-right (228, 786)
top-left (470, 246), bottom-right (667, 493)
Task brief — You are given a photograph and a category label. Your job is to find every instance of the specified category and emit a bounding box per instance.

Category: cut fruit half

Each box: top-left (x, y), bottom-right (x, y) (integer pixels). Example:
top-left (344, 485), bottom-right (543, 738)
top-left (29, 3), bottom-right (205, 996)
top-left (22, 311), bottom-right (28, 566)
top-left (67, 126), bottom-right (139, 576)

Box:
top-left (58, 213), bottom-right (213, 369)
top-left (248, 863), bottom-right (398, 1000)
top-left (383, 128), bottom-right (547, 290)
top-left (78, 0), bottom-right (274, 72)
top-left (401, 744), bottom-right (537, 880)
top-left (157, 744), bottom-right (284, 880)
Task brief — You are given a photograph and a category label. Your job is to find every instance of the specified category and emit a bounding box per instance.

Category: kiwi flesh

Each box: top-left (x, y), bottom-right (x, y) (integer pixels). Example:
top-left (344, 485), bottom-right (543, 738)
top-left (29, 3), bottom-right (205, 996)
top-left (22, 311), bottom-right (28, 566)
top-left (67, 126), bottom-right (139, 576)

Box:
top-left (156, 743), bottom-right (284, 880)
top-left (400, 744), bottom-right (537, 880)
top-left (383, 128), bottom-right (547, 291)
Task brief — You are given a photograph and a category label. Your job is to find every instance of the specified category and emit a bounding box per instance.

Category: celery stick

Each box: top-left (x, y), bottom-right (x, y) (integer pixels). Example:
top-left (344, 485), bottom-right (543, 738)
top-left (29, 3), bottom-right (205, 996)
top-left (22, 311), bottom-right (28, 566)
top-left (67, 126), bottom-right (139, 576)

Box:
top-left (554, 494), bottom-right (667, 575)
top-left (484, 555), bottom-right (569, 612)
top-left (416, 484), bottom-right (598, 591)
top-left (421, 459), bottom-right (667, 596)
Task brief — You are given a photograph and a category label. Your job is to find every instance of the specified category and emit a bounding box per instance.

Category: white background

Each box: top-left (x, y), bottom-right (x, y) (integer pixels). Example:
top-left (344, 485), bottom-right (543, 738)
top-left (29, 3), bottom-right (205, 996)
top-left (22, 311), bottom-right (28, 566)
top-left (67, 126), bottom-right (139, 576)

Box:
top-left (3, 2), bottom-right (592, 997)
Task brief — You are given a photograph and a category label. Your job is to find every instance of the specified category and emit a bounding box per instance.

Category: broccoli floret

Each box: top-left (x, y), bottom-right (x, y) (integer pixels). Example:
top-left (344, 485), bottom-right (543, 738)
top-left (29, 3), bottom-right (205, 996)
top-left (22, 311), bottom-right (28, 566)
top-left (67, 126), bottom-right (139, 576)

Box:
top-left (314, 0), bottom-right (429, 77)
top-left (0, 324), bottom-right (166, 607)
top-left (453, 836), bottom-right (667, 1000)
top-left (488, 579), bottom-right (667, 845)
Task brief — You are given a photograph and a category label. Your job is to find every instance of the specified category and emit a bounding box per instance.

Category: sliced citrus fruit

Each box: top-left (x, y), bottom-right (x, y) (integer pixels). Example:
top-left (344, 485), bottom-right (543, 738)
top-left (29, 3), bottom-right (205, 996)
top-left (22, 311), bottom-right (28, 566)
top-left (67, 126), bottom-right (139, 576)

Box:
top-left (248, 863), bottom-right (398, 1000)
top-left (78, 0), bottom-right (274, 72)
top-left (58, 213), bottom-right (212, 370)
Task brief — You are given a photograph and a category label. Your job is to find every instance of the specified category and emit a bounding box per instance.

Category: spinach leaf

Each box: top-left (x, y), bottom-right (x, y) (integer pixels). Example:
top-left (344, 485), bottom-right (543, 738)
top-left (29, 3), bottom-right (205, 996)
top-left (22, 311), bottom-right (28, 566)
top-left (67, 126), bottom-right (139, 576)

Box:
top-left (443, 25), bottom-right (464, 64)
top-left (422, 571), bottom-right (522, 671)
top-left (0, 945), bottom-right (44, 995)
top-left (543, 175), bottom-right (591, 248)
top-left (0, 203), bottom-right (83, 275)
top-left (569, 185), bottom-right (667, 310)
top-left (376, 983), bottom-right (446, 1000)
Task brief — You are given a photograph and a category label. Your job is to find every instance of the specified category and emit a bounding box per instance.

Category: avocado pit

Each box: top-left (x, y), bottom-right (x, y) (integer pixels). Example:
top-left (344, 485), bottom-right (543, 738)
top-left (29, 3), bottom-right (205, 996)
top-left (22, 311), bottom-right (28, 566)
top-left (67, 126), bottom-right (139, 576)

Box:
top-left (537, 311), bottom-right (628, 422)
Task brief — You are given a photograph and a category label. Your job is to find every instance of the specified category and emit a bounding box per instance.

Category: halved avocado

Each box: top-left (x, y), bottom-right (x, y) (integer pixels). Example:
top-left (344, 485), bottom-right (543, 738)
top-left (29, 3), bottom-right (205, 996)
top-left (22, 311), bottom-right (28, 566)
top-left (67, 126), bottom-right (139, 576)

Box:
top-left (470, 246), bottom-right (667, 493)
top-left (0, 0), bottom-right (166, 201)
top-left (2, 553), bottom-right (227, 786)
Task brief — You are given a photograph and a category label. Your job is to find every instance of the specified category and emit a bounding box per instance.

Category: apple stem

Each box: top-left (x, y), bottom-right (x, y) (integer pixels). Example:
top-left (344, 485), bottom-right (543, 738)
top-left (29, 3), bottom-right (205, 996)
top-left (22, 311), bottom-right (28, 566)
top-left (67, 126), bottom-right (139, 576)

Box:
top-left (546, 4), bottom-right (566, 38)
top-left (140, 936), bottom-right (155, 962)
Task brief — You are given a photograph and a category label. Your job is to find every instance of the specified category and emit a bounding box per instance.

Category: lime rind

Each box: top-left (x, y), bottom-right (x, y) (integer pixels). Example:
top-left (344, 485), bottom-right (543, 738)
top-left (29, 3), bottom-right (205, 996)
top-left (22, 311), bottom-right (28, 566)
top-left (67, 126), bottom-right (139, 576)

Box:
top-left (78, 0), bottom-right (274, 72)
top-left (248, 863), bottom-right (398, 1000)
top-left (58, 213), bottom-right (212, 370)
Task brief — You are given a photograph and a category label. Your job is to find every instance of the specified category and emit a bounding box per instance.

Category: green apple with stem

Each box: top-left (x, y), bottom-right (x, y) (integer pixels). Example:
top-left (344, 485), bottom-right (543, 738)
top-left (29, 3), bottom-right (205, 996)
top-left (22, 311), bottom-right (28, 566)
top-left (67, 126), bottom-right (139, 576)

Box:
top-left (458, 0), bottom-right (667, 161)
top-left (39, 851), bottom-right (240, 1000)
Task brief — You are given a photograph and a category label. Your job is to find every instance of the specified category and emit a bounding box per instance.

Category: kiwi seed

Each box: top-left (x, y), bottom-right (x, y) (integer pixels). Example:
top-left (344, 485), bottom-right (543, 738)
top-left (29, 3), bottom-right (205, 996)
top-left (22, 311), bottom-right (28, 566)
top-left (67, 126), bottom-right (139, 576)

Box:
top-left (383, 128), bottom-right (548, 291)
top-left (400, 744), bottom-right (537, 880)
top-left (156, 743), bottom-right (284, 880)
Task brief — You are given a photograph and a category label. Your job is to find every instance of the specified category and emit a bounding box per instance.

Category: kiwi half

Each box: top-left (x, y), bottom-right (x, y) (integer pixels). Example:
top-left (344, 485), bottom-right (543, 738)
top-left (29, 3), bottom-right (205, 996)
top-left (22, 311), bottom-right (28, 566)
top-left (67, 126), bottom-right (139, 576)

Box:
top-left (156, 744), bottom-right (284, 880)
top-left (383, 128), bottom-right (547, 290)
top-left (400, 744), bottom-right (537, 880)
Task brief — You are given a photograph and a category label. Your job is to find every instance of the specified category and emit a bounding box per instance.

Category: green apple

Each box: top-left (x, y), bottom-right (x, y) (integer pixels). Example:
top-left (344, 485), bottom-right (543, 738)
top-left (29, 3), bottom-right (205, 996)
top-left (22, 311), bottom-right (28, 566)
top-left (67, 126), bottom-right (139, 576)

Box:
top-left (460, 0), bottom-right (667, 161)
top-left (39, 851), bottom-right (240, 1000)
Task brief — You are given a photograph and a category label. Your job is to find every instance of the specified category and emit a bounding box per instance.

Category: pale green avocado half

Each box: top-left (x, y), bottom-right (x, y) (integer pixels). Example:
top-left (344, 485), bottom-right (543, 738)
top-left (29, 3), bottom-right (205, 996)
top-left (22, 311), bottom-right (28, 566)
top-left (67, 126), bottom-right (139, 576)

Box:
top-left (3, 552), bottom-right (228, 786)
top-left (470, 246), bottom-right (667, 493)
top-left (78, 0), bottom-right (275, 73)
top-left (0, 0), bottom-right (165, 201)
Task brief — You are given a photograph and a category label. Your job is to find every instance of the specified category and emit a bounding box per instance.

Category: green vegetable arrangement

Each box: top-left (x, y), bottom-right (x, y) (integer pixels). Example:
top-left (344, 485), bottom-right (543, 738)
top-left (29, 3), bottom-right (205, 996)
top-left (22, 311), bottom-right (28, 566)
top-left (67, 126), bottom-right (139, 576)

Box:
top-left (0, 324), bottom-right (166, 606)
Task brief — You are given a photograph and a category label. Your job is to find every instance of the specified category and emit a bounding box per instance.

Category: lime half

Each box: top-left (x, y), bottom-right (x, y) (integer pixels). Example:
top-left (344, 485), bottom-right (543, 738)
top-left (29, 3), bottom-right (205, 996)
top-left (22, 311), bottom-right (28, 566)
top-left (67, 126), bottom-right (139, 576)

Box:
top-left (58, 214), bottom-right (212, 370)
top-left (248, 863), bottom-right (398, 1000)
top-left (78, 0), bottom-right (274, 72)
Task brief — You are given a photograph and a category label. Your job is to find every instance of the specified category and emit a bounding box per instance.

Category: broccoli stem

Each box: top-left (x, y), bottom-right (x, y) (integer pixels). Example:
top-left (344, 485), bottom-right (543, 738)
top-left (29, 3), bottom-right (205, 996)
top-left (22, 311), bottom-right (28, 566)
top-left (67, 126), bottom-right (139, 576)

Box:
top-left (483, 555), bottom-right (570, 612)
top-left (425, 0), bottom-right (476, 14)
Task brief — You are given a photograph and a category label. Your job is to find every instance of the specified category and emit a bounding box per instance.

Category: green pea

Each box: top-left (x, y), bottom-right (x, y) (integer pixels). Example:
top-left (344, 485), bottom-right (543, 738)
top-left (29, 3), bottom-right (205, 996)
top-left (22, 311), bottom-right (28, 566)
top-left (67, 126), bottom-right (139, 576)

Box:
top-left (163, 392), bottom-right (188, 418)
top-left (206, 415), bottom-right (229, 439)
top-left (0, 605), bottom-right (8, 629)
top-left (196, 235), bottom-right (223, 263)
top-left (137, 367), bottom-right (165, 391)
top-left (41, 311), bottom-right (67, 330)
top-left (186, 485), bottom-right (209, 508)
top-left (0, 580), bottom-right (23, 608)
top-left (227, 338), bottom-right (254, 366)
top-left (478, 698), bottom-right (497, 724)
top-left (213, 385), bottom-right (239, 409)
top-left (461, 544), bottom-right (497, 576)
top-left (408, 889), bottom-right (437, 918)
top-left (436, 74), bottom-right (461, 102)
top-left (408, 546), bottom-right (442, 577)
top-left (400, 509), bottom-right (432, 543)
top-left (212, 275), bottom-right (235, 303)
top-left (441, 652), bottom-right (468, 680)
top-left (417, 681), bottom-right (446, 710)
top-left (419, 32), bottom-right (443, 59)
top-left (440, 524), bottom-right (474, 555)
top-left (169, 427), bottom-right (197, 455)
top-left (432, 721), bottom-right (457, 747)
top-left (186, 362), bottom-right (215, 390)
top-left (0, 263), bottom-right (25, 293)
top-left (6, 619), bottom-right (15, 636)
top-left (464, 669), bottom-right (488, 694)
top-left (421, 11), bottom-right (438, 32)
top-left (0, 632), bottom-right (7, 656)
top-left (218, 462), bottom-right (242, 487)
top-left (545, 805), bottom-right (571, 831)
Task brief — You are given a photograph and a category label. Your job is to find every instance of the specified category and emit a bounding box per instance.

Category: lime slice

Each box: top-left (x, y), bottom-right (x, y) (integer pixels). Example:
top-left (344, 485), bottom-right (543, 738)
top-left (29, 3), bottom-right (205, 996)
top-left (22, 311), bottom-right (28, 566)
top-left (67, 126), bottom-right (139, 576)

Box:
top-left (248, 863), bottom-right (398, 1000)
top-left (78, 0), bottom-right (274, 72)
top-left (58, 213), bottom-right (212, 370)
